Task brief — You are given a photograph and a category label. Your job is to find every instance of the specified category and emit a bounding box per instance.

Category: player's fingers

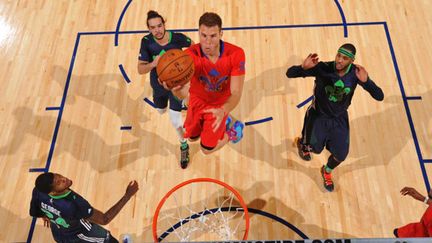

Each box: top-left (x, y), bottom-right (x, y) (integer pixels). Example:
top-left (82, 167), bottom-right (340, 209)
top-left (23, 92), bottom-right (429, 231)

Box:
top-left (203, 108), bottom-right (216, 114)
top-left (212, 120), bottom-right (221, 132)
top-left (171, 85), bottom-right (183, 91)
top-left (162, 82), bottom-right (171, 90)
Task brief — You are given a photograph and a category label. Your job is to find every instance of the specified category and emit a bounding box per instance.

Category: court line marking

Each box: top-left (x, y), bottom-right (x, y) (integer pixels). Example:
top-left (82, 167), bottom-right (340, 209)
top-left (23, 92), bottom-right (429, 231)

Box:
top-left (28, 168), bottom-right (46, 173)
top-left (245, 117), bottom-right (273, 126)
top-left (118, 64), bottom-right (131, 83)
top-left (27, 33), bottom-right (82, 242)
top-left (143, 97), bottom-right (156, 108)
top-left (406, 96), bottom-right (422, 100)
top-left (383, 22), bottom-right (430, 192)
top-left (296, 95), bottom-right (314, 109)
top-left (114, 0), bottom-right (132, 46)
top-left (45, 107), bottom-right (61, 111)
top-left (334, 0), bottom-right (348, 37)
top-left (81, 21), bottom-right (385, 36)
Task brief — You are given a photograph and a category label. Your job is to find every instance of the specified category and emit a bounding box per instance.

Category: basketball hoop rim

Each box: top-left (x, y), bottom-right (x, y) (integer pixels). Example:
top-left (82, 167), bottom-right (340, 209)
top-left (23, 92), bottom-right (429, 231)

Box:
top-left (152, 177), bottom-right (250, 242)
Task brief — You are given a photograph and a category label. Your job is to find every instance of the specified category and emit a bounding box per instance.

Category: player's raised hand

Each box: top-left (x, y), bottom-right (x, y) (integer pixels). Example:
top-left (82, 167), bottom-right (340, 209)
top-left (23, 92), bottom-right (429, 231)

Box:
top-left (355, 64), bottom-right (368, 83)
top-left (400, 187), bottom-right (424, 201)
top-left (125, 180), bottom-right (139, 199)
top-left (203, 107), bottom-right (225, 132)
top-left (301, 53), bottom-right (319, 70)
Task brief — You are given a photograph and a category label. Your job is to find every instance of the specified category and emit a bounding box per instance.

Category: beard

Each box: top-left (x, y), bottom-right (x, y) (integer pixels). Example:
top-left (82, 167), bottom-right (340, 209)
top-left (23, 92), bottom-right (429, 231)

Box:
top-left (154, 31), bottom-right (166, 40)
top-left (335, 63), bottom-right (349, 71)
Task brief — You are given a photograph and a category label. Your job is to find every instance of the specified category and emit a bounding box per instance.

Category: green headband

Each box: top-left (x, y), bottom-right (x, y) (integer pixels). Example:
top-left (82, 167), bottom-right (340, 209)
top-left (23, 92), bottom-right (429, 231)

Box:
top-left (338, 48), bottom-right (355, 59)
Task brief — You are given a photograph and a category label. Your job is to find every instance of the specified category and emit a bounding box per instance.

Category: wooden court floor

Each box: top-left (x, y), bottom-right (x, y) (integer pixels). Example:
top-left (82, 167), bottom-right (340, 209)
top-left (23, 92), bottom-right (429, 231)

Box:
top-left (0, 0), bottom-right (431, 242)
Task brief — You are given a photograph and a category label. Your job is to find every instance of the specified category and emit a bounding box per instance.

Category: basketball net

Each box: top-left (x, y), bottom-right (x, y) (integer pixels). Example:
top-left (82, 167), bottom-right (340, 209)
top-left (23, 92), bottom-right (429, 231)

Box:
top-left (153, 178), bottom-right (250, 242)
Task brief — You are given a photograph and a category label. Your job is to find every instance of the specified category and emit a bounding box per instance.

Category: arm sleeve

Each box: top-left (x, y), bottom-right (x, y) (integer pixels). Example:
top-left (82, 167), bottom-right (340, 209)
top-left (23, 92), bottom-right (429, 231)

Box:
top-left (359, 77), bottom-right (384, 101)
top-left (29, 188), bottom-right (44, 217)
top-left (72, 193), bottom-right (94, 219)
top-left (286, 64), bottom-right (319, 78)
top-left (138, 38), bottom-right (151, 62)
top-left (230, 49), bottom-right (246, 76)
top-left (176, 33), bottom-right (192, 48)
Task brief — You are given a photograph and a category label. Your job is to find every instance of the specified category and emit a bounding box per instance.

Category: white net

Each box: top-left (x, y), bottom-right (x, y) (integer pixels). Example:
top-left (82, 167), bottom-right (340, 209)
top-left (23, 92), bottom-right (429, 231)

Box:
top-left (154, 180), bottom-right (249, 242)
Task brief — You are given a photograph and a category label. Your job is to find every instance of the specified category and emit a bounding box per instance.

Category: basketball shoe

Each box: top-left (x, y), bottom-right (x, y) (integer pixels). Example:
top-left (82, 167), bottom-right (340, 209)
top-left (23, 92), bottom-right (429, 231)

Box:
top-left (226, 116), bottom-right (244, 144)
top-left (295, 137), bottom-right (312, 161)
top-left (180, 143), bottom-right (190, 169)
top-left (321, 165), bottom-right (334, 192)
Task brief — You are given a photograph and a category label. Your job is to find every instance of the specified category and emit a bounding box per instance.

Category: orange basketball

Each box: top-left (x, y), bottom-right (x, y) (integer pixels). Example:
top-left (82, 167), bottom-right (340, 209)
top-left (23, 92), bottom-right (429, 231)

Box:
top-left (156, 49), bottom-right (195, 89)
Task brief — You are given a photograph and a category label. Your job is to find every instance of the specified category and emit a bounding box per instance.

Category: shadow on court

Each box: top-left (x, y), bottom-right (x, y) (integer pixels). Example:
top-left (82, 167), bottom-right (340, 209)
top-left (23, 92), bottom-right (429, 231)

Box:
top-left (2, 64), bottom-right (184, 172)
top-left (5, 106), bottom-right (175, 172)
top-left (0, 205), bottom-right (48, 242)
top-left (228, 61), bottom-right (431, 193)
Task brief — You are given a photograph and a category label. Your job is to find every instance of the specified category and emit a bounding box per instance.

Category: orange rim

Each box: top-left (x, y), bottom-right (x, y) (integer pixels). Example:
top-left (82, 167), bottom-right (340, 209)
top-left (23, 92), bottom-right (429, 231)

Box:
top-left (152, 178), bottom-right (249, 242)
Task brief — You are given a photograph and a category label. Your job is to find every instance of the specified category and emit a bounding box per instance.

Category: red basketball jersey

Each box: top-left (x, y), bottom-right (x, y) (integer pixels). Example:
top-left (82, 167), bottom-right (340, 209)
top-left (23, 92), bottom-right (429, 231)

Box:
top-left (397, 204), bottom-right (432, 237)
top-left (186, 41), bottom-right (245, 106)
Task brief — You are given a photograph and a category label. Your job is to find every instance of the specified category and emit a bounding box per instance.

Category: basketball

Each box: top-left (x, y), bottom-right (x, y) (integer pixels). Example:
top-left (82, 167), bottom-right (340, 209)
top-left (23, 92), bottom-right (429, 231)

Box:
top-left (156, 49), bottom-right (195, 89)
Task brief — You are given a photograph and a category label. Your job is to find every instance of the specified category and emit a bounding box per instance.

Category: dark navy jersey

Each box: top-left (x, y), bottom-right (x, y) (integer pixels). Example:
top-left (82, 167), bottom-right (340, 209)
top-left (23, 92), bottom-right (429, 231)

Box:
top-left (29, 188), bottom-right (94, 237)
top-left (139, 31), bottom-right (192, 93)
top-left (286, 61), bottom-right (384, 117)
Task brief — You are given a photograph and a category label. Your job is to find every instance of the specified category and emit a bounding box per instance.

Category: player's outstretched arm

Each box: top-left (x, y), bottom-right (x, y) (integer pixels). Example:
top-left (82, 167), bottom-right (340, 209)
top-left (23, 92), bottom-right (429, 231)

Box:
top-left (88, 180), bottom-right (139, 225)
top-left (400, 187), bottom-right (431, 205)
top-left (356, 64), bottom-right (384, 101)
top-left (286, 53), bottom-right (319, 78)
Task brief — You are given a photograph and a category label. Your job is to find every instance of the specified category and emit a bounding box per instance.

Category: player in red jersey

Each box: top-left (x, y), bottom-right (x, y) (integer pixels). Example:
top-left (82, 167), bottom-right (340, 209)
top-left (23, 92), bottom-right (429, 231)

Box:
top-left (394, 187), bottom-right (432, 238)
top-left (166, 12), bottom-right (246, 155)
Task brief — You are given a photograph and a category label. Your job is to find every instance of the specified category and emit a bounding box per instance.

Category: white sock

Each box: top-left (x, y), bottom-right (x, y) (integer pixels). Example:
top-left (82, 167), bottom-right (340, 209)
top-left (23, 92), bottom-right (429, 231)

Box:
top-left (169, 109), bottom-right (186, 142)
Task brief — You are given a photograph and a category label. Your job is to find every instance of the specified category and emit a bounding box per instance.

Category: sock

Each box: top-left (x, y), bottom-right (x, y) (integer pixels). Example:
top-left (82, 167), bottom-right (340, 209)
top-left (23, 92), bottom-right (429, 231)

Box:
top-left (181, 140), bottom-right (188, 150)
top-left (169, 109), bottom-right (185, 141)
top-left (326, 155), bottom-right (343, 172)
top-left (325, 165), bottom-right (332, 173)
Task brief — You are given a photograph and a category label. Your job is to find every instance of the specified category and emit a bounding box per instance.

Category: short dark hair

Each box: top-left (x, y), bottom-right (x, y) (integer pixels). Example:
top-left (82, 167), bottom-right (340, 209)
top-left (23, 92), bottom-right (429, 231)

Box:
top-left (35, 172), bottom-right (54, 194)
top-left (146, 10), bottom-right (165, 27)
top-left (339, 43), bottom-right (356, 56)
top-left (199, 12), bottom-right (222, 30)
